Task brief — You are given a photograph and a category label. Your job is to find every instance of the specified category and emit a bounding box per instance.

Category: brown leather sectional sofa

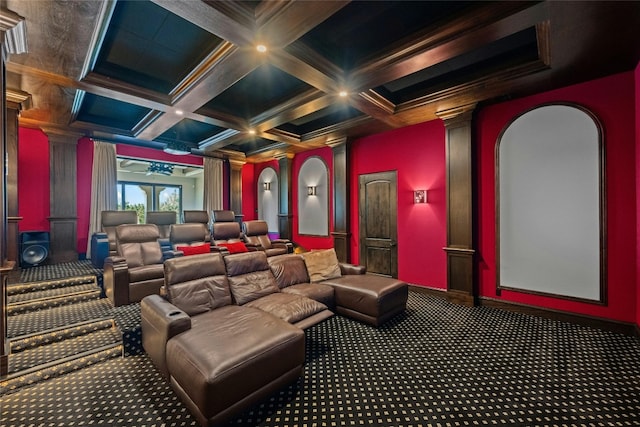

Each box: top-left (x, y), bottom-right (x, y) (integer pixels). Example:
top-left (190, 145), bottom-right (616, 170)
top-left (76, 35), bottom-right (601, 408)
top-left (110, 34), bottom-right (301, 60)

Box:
top-left (141, 249), bottom-right (408, 426)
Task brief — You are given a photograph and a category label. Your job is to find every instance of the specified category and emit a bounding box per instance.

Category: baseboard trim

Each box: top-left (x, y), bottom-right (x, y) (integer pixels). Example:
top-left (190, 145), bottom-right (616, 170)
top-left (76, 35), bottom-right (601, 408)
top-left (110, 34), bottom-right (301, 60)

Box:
top-left (479, 296), bottom-right (637, 336)
top-left (408, 285), bottom-right (638, 337)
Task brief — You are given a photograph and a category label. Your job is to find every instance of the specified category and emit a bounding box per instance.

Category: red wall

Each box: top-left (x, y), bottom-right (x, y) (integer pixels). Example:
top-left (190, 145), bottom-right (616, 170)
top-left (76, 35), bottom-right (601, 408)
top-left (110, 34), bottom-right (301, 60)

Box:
top-left (477, 71), bottom-right (636, 323)
top-left (292, 147), bottom-right (334, 250)
top-left (350, 120), bottom-right (448, 289)
top-left (241, 162), bottom-right (256, 221)
top-left (18, 128), bottom-right (50, 232)
top-left (636, 62), bottom-right (640, 327)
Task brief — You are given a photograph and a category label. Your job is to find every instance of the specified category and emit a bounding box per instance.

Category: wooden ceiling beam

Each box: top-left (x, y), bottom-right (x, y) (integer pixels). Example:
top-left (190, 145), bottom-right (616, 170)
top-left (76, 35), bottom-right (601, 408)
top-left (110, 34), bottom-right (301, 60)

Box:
top-left (257, 0), bottom-right (350, 48)
top-left (350, 2), bottom-right (548, 91)
top-left (151, 0), bottom-right (255, 46)
top-left (136, 49), bottom-right (262, 140)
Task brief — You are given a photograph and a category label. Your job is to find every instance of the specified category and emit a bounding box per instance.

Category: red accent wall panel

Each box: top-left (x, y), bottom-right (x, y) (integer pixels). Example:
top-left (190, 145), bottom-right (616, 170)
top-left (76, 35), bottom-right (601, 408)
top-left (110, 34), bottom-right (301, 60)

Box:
top-left (477, 71), bottom-right (636, 322)
top-left (636, 62), bottom-right (640, 327)
top-left (18, 128), bottom-right (50, 232)
top-left (115, 144), bottom-right (203, 166)
top-left (292, 147), bottom-right (334, 250)
top-left (242, 162), bottom-right (256, 221)
top-left (350, 120), bottom-right (447, 289)
top-left (76, 137), bottom-right (94, 255)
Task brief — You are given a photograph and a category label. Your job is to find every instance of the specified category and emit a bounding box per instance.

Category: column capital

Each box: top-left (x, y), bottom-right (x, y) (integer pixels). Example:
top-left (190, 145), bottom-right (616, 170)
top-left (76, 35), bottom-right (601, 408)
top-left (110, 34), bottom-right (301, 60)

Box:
top-left (227, 158), bottom-right (246, 170)
top-left (274, 152), bottom-right (295, 160)
top-left (42, 128), bottom-right (83, 145)
top-left (435, 103), bottom-right (477, 124)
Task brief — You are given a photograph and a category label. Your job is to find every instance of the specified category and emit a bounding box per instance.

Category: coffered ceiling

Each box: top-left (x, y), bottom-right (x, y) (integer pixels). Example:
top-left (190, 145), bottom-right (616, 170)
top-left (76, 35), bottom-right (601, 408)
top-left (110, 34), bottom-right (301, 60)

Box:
top-left (5, 1), bottom-right (640, 163)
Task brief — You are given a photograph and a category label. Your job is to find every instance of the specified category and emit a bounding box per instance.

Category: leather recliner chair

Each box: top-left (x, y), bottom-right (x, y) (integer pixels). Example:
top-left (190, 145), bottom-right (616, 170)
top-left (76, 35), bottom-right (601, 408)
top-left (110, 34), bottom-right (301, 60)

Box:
top-left (211, 209), bottom-right (236, 223)
top-left (103, 223), bottom-right (180, 307)
top-left (90, 210), bottom-right (138, 268)
top-left (182, 210), bottom-right (211, 241)
top-left (146, 211), bottom-right (176, 239)
top-left (169, 223), bottom-right (214, 252)
top-left (242, 220), bottom-right (293, 256)
top-left (146, 211), bottom-right (177, 251)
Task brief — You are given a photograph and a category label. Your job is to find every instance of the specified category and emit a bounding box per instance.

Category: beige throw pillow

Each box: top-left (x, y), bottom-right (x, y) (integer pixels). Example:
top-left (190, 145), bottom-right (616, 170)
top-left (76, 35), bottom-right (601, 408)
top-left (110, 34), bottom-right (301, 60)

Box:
top-left (303, 248), bottom-right (342, 282)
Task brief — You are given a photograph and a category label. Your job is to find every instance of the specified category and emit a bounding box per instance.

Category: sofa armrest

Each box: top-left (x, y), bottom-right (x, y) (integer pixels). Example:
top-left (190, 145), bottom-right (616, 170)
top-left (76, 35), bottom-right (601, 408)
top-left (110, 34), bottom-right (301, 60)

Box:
top-left (271, 240), bottom-right (294, 253)
top-left (141, 295), bottom-right (191, 378)
top-left (244, 242), bottom-right (264, 252)
top-left (162, 250), bottom-right (183, 260)
top-left (339, 263), bottom-right (366, 275)
top-left (210, 245), bottom-right (230, 255)
top-left (103, 256), bottom-right (131, 307)
top-left (158, 237), bottom-right (172, 253)
top-left (90, 232), bottom-right (110, 268)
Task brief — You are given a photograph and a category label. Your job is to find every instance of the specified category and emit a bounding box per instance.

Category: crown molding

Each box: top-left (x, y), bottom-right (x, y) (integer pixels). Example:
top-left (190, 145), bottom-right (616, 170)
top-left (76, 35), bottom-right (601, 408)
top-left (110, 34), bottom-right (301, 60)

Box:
top-left (0, 8), bottom-right (27, 55)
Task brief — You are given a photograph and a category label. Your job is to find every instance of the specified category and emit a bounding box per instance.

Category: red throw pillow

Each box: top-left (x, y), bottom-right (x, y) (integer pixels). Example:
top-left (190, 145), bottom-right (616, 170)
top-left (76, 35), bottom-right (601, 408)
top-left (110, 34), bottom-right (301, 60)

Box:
top-left (176, 244), bottom-right (210, 256)
top-left (218, 242), bottom-right (249, 254)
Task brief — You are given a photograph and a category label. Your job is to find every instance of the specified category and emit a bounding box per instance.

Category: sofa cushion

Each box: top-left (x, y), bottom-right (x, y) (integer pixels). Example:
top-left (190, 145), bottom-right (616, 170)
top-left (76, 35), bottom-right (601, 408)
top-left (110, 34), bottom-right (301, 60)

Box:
top-left (268, 254), bottom-right (310, 288)
top-left (282, 283), bottom-right (334, 308)
top-left (176, 244), bottom-right (210, 256)
top-left (224, 252), bottom-right (280, 305)
top-left (244, 293), bottom-right (328, 324)
top-left (303, 248), bottom-right (341, 282)
top-left (164, 253), bottom-right (232, 315)
top-left (218, 241), bottom-right (249, 254)
top-left (227, 270), bottom-right (280, 305)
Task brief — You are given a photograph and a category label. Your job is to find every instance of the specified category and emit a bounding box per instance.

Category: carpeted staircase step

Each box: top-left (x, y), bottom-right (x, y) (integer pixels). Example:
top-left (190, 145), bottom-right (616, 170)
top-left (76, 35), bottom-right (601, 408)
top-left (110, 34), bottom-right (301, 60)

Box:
top-left (7, 284), bottom-right (102, 315)
top-left (7, 275), bottom-right (97, 295)
top-left (0, 343), bottom-right (123, 396)
top-left (9, 318), bottom-right (116, 353)
top-left (6, 298), bottom-right (115, 339)
top-left (7, 320), bottom-right (121, 374)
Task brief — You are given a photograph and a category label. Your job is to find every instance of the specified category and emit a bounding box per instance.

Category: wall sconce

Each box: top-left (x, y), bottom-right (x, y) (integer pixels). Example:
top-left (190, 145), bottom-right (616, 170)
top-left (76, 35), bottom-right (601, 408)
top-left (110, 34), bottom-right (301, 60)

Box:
top-left (307, 185), bottom-right (317, 196)
top-left (263, 182), bottom-right (271, 191)
top-left (414, 189), bottom-right (427, 204)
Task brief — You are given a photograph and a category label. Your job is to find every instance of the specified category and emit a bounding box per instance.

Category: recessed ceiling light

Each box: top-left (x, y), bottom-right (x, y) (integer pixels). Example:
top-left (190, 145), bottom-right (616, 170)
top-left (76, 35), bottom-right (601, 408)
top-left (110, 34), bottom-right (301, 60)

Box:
top-left (175, 109), bottom-right (184, 116)
top-left (339, 90), bottom-right (348, 97)
top-left (248, 129), bottom-right (256, 135)
top-left (256, 44), bottom-right (267, 53)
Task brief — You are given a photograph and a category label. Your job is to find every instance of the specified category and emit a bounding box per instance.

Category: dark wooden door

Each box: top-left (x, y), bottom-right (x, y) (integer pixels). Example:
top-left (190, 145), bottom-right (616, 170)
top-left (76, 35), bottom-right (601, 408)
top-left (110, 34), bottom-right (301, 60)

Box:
top-left (358, 171), bottom-right (398, 278)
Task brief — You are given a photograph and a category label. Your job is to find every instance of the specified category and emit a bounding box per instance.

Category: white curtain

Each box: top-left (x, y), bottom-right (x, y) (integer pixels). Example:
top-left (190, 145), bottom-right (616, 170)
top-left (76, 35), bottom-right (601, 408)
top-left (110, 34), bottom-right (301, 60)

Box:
top-left (86, 141), bottom-right (118, 257)
top-left (203, 157), bottom-right (224, 213)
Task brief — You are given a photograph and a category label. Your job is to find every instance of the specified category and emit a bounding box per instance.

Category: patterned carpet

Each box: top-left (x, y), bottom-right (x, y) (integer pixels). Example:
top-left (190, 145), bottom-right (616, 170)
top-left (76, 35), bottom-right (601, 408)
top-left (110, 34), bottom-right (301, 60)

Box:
top-left (2, 292), bottom-right (640, 426)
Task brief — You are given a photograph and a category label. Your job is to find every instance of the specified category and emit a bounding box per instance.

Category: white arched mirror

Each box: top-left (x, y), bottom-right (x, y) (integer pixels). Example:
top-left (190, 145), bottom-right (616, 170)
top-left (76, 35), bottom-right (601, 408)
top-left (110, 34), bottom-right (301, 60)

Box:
top-left (298, 156), bottom-right (329, 236)
top-left (257, 167), bottom-right (278, 233)
top-left (497, 103), bottom-right (605, 302)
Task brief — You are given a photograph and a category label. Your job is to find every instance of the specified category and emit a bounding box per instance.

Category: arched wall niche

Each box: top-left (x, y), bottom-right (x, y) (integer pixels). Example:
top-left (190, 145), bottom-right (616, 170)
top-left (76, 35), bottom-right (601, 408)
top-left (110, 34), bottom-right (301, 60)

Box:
top-left (298, 156), bottom-right (329, 236)
top-left (497, 103), bottom-right (606, 303)
top-left (257, 167), bottom-right (279, 233)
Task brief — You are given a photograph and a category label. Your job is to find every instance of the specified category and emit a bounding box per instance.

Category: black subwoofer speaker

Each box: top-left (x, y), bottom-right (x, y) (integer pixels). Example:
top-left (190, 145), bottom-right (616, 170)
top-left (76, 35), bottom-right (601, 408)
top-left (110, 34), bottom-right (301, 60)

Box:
top-left (20, 231), bottom-right (50, 268)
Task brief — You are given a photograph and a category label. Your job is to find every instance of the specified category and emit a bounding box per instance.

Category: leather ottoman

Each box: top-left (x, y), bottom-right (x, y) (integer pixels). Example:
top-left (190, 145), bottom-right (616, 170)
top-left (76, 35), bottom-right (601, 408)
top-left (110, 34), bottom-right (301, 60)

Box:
top-left (321, 274), bottom-right (408, 326)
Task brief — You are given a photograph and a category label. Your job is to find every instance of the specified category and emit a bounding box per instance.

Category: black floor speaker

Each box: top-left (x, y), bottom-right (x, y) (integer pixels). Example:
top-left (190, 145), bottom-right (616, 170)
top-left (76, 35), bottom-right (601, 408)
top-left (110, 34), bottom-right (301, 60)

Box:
top-left (20, 231), bottom-right (50, 268)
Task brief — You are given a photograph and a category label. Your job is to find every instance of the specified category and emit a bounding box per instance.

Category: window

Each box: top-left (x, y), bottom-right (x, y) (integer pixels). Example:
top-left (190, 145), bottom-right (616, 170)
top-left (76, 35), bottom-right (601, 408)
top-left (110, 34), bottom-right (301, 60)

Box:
top-left (117, 181), bottom-right (182, 224)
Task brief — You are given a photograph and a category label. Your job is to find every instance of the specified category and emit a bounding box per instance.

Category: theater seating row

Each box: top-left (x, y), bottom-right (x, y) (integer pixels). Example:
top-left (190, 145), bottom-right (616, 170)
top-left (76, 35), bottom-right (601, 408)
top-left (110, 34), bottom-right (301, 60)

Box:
top-left (97, 210), bottom-right (293, 306)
